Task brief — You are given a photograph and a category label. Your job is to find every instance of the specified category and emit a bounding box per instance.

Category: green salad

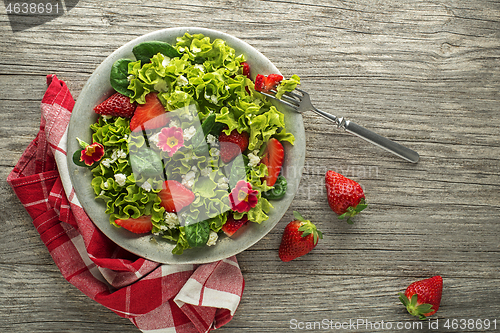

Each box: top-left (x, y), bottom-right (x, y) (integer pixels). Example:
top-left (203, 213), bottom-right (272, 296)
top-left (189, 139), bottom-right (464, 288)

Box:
top-left (74, 33), bottom-right (300, 254)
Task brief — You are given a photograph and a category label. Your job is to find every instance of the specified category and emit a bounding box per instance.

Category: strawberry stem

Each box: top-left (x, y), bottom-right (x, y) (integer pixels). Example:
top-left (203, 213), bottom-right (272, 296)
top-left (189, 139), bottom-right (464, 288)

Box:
top-left (338, 198), bottom-right (367, 224)
top-left (294, 211), bottom-right (323, 244)
top-left (398, 293), bottom-right (434, 320)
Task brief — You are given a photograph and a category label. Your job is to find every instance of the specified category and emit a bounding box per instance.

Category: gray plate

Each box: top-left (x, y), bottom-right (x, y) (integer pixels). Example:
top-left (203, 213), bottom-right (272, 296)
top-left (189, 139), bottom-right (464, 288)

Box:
top-left (67, 27), bottom-right (305, 264)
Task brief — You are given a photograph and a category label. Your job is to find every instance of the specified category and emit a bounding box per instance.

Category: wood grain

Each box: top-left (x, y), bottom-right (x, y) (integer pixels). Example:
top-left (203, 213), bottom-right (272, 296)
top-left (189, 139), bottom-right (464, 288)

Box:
top-left (1, 0), bottom-right (499, 332)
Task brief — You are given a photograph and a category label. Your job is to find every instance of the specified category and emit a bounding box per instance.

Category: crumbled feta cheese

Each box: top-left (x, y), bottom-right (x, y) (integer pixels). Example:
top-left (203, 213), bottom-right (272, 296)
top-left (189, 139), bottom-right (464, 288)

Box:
top-left (164, 212), bottom-right (180, 229)
top-left (181, 171), bottom-right (196, 188)
top-left (115, 173), bottom-right (127, 186)
top-left (177, 75), bottom-right (189, 86)
top-left (114, 173), bottom-right (127, 186)
top-left (179, 47), bottom-right (185, 53)
top-left (141, 180), bottom-right (152, 192)
top-left (210, 147), bottom-right (220, 157)
top-left (194, 64), bottom-right (204, 72)
top-left (116, 149), bottom-right (127, 159)
top-left (206, 134), bottom-right (218, 147)
top-left (206, 231), bottom-right (218, 246)
top-left (183, 126), bottom-right (196, 141)
top-left (247, 150), bottom-right (261, 168)
top-left (161, 55), bottom-right (171, 67)
top-left (101, 159), bottom-right (112, 168)
top-left (217, 183), bottom-right (229, 191)
top-left (169, 119), bottom-right (180, 128)
top-left (217, 176), bottom-right (229, 190)
top-left (204, 91), bottom-right (218, 103)
top-left (201, 166), bottom-right (212, 177)
top-left (127, 75), bottom-right (134, 82)
top-left (192, 46), bottom-right (201, 53)
top-left (102, 181), bottom-right (109, 189)
top-left (99, 190), bottom-right (105, 196)
top-left (149, 132), bottom-right (161, 148)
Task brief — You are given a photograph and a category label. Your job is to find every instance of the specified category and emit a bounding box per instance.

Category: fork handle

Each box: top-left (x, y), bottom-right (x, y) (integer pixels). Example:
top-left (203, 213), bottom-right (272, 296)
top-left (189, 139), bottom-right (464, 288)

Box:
top-left (344, 121), bottom-right (419, 163)
top-left (312, 109), bottom-right (419, 163)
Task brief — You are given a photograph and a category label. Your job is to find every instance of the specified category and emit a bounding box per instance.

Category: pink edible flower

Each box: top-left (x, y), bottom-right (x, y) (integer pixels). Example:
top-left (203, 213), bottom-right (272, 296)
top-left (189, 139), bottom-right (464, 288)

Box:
top-left (229, 180), bottom-right (259, 213)
top-left (80, 142), bottom-right (105, 166)
top-left (157, 126), bottom-right (184, 157)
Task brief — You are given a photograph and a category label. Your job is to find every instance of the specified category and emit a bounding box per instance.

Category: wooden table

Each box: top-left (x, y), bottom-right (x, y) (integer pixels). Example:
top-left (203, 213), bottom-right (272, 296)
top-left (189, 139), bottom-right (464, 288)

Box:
top-left (1, 1), bottom-right (499, 332)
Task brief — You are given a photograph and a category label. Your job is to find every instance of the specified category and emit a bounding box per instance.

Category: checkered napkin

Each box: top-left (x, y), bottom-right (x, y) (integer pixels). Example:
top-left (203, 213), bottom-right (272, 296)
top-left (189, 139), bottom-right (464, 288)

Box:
top-left (7, 75), bottom-right (245, 333)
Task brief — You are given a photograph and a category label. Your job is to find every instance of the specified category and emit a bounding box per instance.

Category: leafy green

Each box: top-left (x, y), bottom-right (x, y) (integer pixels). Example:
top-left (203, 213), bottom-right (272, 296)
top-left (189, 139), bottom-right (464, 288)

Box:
top-left (262, 175), bottom-right (287, 200)
top-left (129, 148), bottom-right (163, 178)
top-left (184, 219), bottom-right (210, 248)
top-left (89, 32), bottom-right (300, 254)
top-left (110, 59), bottom-right (134, 97)
top-left (275, 74), bottom-right (301, 99)
top-left (132, 41), bottom-right (181, 64)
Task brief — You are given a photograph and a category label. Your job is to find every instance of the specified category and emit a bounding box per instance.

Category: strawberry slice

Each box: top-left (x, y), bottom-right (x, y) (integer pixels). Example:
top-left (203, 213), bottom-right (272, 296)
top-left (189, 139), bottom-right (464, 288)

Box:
top-left (254, 73), bottom-right (284, 93)
top-left (221, 214), bottom-right (249, 237)
top-left (129, 93), bottom-right (169, 132)
top-left (241, 62), bottom-right (251, 79)
top-left (260, 138), bottom-right (285, 186)
top-left (219, 127), bottom-right (249, 163)
top-left (158, 180), bottom-right (195, 213)
top-left (94, 92), bottom-right (136, 118)
top-left (115, 215), bottom-right (153, 234)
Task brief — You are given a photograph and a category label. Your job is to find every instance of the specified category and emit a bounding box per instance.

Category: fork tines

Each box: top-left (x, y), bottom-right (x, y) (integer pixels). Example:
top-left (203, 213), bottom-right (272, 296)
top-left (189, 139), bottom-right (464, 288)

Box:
top-left (260, 88), bottom-right (303, 109)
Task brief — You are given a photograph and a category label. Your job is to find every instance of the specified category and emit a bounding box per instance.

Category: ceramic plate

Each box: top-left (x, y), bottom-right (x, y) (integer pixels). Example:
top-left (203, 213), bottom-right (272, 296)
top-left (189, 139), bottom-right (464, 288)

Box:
top-left (67, 27), bottom-right (305, 264)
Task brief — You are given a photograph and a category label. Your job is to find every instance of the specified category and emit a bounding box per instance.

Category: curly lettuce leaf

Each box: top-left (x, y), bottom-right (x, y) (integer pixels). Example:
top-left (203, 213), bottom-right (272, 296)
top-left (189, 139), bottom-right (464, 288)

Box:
top-left (275, 74), bottom-right (301, 99)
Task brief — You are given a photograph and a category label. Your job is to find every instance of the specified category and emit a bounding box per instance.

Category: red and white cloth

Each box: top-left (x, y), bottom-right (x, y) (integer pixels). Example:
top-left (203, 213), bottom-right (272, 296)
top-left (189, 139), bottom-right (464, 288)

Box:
top-left (7, 75), bottom-right (245, 333)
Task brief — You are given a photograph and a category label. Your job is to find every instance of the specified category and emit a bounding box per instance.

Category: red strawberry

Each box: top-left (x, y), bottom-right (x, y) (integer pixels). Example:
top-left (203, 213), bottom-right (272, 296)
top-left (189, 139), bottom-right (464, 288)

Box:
top-left (94, 92), bottom-right (136, 118)
top-left (115, 215), bottom-right (152, 234)
top-left (221, 214), bottom-right (249, 237)
top-left (260, 138), bottom-right (284, 186)
top-left (218, 127), bottom-right (249, 163)
top-left (325, 170), bottom-right (367, 223)
top-left (254, 73), bottom-right (284, 93)
top-left (130, 93), bottom-right (169, 132)
top-left (399, 276), bottom-right (443, 320)
top-left (158, 180), bottom-right (195, 213)
top-left (241, 62), bottom-right (251, 79)
top-left (279, 211), bottom-right (323, 262)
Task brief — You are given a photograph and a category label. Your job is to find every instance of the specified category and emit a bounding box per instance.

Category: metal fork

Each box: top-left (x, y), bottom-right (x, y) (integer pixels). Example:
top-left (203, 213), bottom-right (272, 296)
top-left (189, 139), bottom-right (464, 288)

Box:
top-left (260, 88), bottom-right (419, 163)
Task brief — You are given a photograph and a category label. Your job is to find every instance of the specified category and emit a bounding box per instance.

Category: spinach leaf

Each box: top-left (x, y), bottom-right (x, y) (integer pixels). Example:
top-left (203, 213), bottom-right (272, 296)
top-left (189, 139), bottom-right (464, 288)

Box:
top-left (132, 41), bottom-right (181, 64)
top-left (191, 114), bottom-right (216, 148)
top-left (129, 148), bottom-right (163, 178)
top-left (110, 58), bottom-right (134, 97)
top-left (262, 175), bottom-right (287, 200)
top-left (208, 121), bottom-right (226, 137)
top-left (184, 220), bottom-right (210, 248)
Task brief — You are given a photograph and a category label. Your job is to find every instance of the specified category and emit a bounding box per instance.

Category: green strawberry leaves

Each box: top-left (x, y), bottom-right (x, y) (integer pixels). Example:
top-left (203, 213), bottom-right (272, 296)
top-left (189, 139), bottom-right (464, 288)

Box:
top-left (398, 293), bottom-right (434, 320)
top-left (294, 211), bottom-right (323, 244)
top-left (338, 198), bottom-right (367, 224)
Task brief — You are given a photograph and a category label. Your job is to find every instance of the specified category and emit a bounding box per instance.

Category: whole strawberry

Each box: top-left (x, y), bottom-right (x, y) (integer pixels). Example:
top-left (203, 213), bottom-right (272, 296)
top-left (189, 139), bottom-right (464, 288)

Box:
top-left (94, 92), bottom-right (136, 118)
top-left (278, 211), bottom-right (323, 262)
top-left (399, 275), bottom-right (443, 320)
top-left (325, 170), bottom-right (367, 223)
